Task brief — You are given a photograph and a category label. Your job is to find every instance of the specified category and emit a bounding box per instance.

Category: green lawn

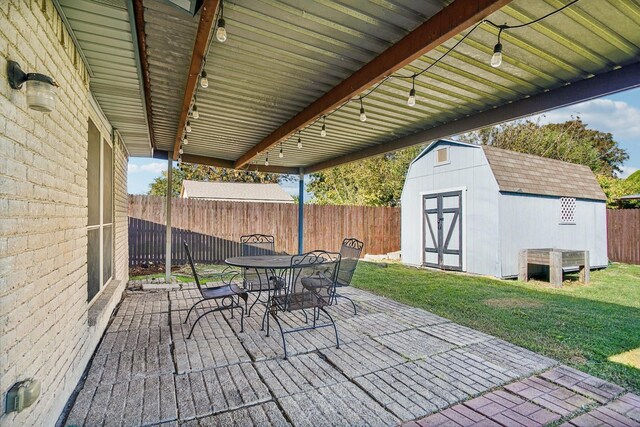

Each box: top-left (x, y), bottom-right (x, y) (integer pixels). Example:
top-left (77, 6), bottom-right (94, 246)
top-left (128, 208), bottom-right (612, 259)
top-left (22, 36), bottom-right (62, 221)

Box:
top-left (352, 261), bottom-right (640, 393)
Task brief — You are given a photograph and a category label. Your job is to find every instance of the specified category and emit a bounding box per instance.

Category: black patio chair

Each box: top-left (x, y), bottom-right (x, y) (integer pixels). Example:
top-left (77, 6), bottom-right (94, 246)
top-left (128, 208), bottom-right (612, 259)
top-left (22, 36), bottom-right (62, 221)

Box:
top-left (267, 250), bottom-right (341, 359)
top-left (182, 241), bottom-right (248, 338)
top-left (240, 234), bottom-right (280, 315)
top-left (331, 238), bottom-right (364, 314)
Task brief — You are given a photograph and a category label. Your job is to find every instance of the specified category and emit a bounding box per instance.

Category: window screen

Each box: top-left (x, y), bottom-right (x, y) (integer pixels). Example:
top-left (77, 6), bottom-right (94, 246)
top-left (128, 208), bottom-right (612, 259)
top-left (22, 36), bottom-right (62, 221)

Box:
top-left (87, 120), bottom-right (100, 226)
top-left (103, 140), bottom-right (113, 224)
top-left (560, 197), bottom-right (576, 224)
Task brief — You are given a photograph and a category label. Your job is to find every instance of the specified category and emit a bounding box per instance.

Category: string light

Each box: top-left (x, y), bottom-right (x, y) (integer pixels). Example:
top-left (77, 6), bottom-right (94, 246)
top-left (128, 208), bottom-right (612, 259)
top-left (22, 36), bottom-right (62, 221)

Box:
top-left (186, 120), bottom-right (192, 133)
top-left (179, 147), bottom-right (184, 155)
top-left (200, 70), bottom-right (208, 88)
top-left (183, 136), bottom-right (188, 145)
top-left (491, 28), bottom-right (503, 68)
top-left (297, 132), bottom-right (302, 149)
top-left (407, 76), bottom-right (416, 106)
top-left (485, 0), bottom-right (579, 67)
top-left (359, 98), bottom-right (367, 122)
top-left (216, 2), bottom-right (227, 43)
top-left (320, 115), bottom-right (327, 137)
top-left (191, 97), bottom-right (199, 119)
top-left (279, 142), bottom-right (283, 158)
top-left (265, 151), bottom-right (269, 166)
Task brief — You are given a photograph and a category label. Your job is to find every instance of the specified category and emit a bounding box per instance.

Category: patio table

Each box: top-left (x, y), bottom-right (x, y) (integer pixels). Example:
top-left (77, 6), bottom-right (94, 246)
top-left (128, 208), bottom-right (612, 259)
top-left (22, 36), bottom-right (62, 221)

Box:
top-left (225, 255), bottom-right (295, 270)
top-left (225, 255), bottom-right (295, 331)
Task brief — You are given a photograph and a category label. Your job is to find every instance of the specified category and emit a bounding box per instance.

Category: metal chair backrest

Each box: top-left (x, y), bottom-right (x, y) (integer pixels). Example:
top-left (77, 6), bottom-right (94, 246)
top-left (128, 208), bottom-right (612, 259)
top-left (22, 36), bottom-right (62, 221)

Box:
top-left (183, 241), bottom-right (203, 294)
top-left (241, 234), bottom-right (275, 256)
top-left (284, 250), bottom-right (341, 311)
top-left (337, 238), bottom-right (363, 286)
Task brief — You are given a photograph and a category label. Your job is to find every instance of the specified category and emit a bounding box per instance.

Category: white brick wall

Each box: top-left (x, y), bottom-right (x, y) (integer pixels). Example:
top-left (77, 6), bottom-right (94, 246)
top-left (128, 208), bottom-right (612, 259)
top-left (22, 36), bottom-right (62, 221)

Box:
top-left (0, 1), bottom-right (128, 425)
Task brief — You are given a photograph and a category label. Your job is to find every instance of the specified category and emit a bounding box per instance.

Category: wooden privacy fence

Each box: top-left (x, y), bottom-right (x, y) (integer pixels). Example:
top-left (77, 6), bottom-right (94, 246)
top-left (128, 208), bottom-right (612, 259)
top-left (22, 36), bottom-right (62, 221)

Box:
top-left (128, 195), bottom-right (400, 266)
top-left (607, 209), bottom-right (640, 265)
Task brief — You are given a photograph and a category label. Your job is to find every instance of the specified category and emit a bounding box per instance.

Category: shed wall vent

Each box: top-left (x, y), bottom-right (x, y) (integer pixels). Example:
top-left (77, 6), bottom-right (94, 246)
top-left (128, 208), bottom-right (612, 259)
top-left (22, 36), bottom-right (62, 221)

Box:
top-left (560, 197), bottom-right (576, 224)
top-left (436, 147), bottom-right (449, 165)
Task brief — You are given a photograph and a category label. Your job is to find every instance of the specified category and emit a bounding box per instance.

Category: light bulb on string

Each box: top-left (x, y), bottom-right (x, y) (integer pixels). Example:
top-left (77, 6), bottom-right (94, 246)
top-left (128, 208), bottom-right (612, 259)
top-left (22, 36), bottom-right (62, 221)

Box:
top-left (200, 70), bottom-right (208, 88)
top-left (191, 102), bottom-right (199, 120)
top-left (359, 98), bottom-right (367, 122)
top-left (407, 76), bottom-right (416, 106)
top-left (491, 28), bottom-right (504, 68)
top-left (491, 43), bottom-right (502, 67)
top-left (265, 152), bottom-right (269, 166)
top-left (279, 142), bottom-right (283, 158)
top-left (186, 121), bottom-right (192, 133)
top-left (320, 115), bottom-right (327, 137)
top-left (216, 19), bottom-right (227, 42)
top-left (183, 136), bottom-right (188, 145)
top-left (179, 147), bottom-right (184, 155)
top-left (297, 132), bottom-right (302, 149)
top-left (216, 2), bottom-right (227, 42)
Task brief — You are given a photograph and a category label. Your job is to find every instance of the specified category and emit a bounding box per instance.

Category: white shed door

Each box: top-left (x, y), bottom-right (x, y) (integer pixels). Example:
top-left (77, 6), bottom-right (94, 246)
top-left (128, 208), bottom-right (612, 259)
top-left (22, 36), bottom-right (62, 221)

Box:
top-left (423, 191), bottom-right (463, 271)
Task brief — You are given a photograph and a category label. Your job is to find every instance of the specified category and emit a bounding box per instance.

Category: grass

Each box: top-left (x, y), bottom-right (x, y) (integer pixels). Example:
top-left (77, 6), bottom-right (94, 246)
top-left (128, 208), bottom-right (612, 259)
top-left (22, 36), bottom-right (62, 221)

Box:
top-left (352, 261), bottom-right (640, 393)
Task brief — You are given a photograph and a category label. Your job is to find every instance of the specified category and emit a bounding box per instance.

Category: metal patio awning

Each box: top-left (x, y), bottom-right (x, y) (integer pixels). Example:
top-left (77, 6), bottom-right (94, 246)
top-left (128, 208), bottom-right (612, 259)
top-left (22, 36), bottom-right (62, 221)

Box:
top-left (58, 0), bottom-right (640, 172)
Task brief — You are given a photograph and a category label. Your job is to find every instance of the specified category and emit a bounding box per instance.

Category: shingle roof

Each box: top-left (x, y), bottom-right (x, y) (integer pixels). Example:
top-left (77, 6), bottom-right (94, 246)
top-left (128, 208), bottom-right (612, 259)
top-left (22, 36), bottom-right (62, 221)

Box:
top-left (181, 181), bottom-right (294, 203)
top-left (482, 146), bottom-right (606, 201)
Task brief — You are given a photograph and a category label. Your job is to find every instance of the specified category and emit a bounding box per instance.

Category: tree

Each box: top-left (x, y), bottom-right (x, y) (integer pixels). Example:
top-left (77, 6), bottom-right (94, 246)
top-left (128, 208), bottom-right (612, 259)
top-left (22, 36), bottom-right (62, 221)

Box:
top-left (598, 170), bottom-right (640, 208)
top-left (148, 163), bottom-right (289, 196)
top-left (308, 145), bottom-right (424, 207)
top-left (459, 117), bottom-right (628, 177)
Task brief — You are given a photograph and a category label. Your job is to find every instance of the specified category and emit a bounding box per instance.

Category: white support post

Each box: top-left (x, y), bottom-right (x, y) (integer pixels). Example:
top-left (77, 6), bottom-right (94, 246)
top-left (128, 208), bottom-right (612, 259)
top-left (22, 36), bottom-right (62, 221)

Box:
top-left (165, 157), bottom-right (172, 283)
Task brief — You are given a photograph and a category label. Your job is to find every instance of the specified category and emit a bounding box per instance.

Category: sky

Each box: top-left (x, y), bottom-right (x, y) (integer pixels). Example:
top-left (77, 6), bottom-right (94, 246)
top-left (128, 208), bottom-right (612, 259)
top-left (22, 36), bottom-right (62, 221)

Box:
top-left (127, 88), bottom-right (640, 196)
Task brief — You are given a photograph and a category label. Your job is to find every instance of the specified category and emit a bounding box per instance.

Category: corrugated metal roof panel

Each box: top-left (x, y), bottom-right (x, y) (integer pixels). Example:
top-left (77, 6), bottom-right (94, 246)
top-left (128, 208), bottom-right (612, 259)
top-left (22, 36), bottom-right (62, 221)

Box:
top-left (143, 0), bottom-right (639, 169)
top-left (144, 0), bottom-right (199, 155)
top-left (58, 0), bottom-right (152, 156)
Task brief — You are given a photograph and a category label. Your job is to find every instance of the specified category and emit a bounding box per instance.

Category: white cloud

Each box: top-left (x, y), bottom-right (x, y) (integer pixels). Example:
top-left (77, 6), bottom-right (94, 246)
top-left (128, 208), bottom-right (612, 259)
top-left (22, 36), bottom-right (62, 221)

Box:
top-left (128, 161), bottom-right (166, 174)
top-left (618, 165), bottom-right (638, 179)
top-left (532, 98), bottom-right (640, 140)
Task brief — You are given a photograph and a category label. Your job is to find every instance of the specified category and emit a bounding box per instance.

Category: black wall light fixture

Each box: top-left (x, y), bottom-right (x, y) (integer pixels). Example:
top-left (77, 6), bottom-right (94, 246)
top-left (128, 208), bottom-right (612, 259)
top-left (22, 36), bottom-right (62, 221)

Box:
top-left (8, 60), bottom-right (59, 112)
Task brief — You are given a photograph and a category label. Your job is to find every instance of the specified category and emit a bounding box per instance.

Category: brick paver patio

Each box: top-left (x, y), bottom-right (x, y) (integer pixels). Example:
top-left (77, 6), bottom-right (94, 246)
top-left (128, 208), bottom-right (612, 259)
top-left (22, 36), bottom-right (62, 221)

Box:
top-left (63, 284), bottom-right (639, 426)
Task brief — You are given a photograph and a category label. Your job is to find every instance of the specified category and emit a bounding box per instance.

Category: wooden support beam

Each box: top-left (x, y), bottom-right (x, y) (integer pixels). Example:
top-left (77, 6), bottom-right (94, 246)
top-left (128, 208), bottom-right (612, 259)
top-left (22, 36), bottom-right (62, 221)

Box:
top-left (233, 0), bottom-right (511, 168)
top-left (171, 0), bottom-right (219, 160)
top-left (182, 153), bottom-right (299, 175)
top-left (305, 62), bottom-right (640, 173)
top-left (131, 0), bottom-right (156, 149)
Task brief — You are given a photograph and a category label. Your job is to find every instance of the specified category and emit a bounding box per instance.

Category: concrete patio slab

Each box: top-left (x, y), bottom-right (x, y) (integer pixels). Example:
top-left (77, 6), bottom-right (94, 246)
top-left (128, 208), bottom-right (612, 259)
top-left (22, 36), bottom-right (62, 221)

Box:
top-left (175, 363), bottom-right (271, 420)
top-left (254, 353), bottom-right (347, 398)
top-left (373, 329), bottom-right (454, 360)
top-left (539, 365), bottom-right (625, 404)
top-left (181, 402), bottom-right (290, 427)
top-left (62, 287), bottom-right (635, 426)
top-left (278, 381), bottom-right (400, 427)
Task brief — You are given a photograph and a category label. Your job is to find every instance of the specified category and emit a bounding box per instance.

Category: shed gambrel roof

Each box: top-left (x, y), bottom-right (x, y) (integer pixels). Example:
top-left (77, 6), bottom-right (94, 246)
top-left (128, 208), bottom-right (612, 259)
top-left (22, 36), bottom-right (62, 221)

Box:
top-left (481, 145), bottom-right (606, 201)
top-left (181, 181), bottom-right (294, 203)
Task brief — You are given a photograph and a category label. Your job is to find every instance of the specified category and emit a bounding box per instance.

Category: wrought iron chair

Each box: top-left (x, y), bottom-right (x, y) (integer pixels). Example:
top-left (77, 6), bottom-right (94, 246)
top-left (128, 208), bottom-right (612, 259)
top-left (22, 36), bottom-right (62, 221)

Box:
top-left (182, 242), bottom-right (248, 338)
top-left (332, 238), bottom-right (364, 314)
top-left (267, 250), bottom-right (341, 359)
top-left (240, 234), bottom-right (279, 315)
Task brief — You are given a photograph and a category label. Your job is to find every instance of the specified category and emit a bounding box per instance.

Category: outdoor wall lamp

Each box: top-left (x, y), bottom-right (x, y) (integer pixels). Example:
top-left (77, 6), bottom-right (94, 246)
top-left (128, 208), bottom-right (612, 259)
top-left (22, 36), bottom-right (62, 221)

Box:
top-left (8, 60), bottom-right (59, 112)
top-left (5, 379), bottom-right (40, 414)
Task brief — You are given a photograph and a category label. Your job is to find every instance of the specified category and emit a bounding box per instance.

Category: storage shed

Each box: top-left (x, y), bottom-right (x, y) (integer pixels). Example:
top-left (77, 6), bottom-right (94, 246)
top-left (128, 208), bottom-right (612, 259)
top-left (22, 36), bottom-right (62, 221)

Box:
top-left (401, 140), bottom-right (608, 278)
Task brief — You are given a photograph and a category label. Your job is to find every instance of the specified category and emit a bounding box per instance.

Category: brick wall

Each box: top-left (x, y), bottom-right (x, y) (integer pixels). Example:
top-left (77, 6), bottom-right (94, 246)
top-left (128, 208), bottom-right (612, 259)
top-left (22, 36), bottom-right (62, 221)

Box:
top-left (0, 1), bottom-right (128, 425)
top-left (114, 133), bottom-right (129, 282)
